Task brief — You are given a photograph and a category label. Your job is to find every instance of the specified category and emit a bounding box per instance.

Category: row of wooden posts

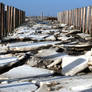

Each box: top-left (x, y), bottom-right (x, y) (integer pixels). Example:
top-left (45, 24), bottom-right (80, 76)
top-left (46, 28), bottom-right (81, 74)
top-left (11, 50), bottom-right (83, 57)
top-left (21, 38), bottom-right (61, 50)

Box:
top-left (57, 6), bottom-right (92, 35)
top-left (0, 3), bottom-right (25, 39)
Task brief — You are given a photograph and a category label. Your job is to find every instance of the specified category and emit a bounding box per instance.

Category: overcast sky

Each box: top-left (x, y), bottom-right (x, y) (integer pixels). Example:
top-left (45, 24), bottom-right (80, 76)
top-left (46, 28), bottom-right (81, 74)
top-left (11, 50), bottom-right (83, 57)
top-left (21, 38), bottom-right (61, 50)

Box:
top-left (0, 0), bottom-right (92, 16)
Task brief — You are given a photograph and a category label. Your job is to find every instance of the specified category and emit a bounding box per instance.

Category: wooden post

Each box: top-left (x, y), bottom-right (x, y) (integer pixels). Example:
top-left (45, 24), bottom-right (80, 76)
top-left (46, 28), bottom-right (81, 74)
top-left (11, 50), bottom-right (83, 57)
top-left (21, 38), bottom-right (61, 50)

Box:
top-left (11, 7), bottom-right (14, 31)
top-left (86, 6), bottom-right (91, 34)
top-left (10, 7), bottom-right (13, 33)
top-left (6, 6), bottom-right (10, 34)
top-left (73, 9), bottom-right (76, 27)
top-left (69, 10), bottom-right (71, 26)
top-left (19, 10), bottom-right (21, 25)
top-left (4, 6), bottom-right (7, 36)
top-left (66, 10), bottom-right (68, 24)
top-left (75, 8), bottom-right (77, 28)
top-left (0, 3), bottom-right (4, 39)
top-left (71, 10), bottom-right (73, 25)
top-left (90, 6), bottom-right (92, 37)
top-left (0, 3), bottom-right (25, 39)
top-left (9, 6), bottom-right (12, 33)
top-left (57, 6), bottom-right (92, 35)
top-left (13, 8), bottom-right (16, 29)
top-left (79, 8), bottom-right (81, 31)
top-left (70, 10), bottom-right (72, 25)
top-left (72, 9), bottom-right (74, 26)
top-left (24, 11), bottom-right (25, 23)
top-left (80, 8), bottom-right (83, 32)
top-left (82, 7), bottom-right (86, 33)
top-left (77, 8), bottom-right (80, 29)
top-left (58, 12), bottom-right (61, 23)
top-left (20, 10), bottom-right (22, 25)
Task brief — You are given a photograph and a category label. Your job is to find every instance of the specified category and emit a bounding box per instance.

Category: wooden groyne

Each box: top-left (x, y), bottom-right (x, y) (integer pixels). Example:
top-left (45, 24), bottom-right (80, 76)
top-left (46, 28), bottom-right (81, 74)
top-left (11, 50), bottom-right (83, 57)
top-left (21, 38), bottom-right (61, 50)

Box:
top-left (57, 6), bottom-right (92, 35)
top-left (0, 3), bottom-right (25, 39)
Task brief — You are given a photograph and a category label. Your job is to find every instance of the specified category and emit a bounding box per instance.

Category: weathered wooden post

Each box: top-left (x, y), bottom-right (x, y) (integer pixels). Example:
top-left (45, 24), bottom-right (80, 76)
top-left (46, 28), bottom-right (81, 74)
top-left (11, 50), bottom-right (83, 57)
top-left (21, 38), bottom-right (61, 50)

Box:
top-left (70, 10), bottom-right (72, 25)
top-left (86, 6), bottom-right (91, 34)
top-left (80, 7), bottom-right (83, 32)
top-left (10, 6), bottom-right (13, 33)
top-left (72, 9), bottom-right (74, 26)
top-left (82, 7), bottom-right (87, 33)
top-left (0, 3), bottom-right (4, 39)
top-left (15, 8), bottom-right (18, 27)
top-left (23, 11), bottom-right (25, 23)
top-left (79, 8), bottom-right (82, 31)
top-left (75, 8), bottom-right (77, 28)
top-left (20, 10), bottom-right (22, 25)
top-left (60, 12), bottom-right (62, 23)
top-left (17, 8), bottom-right (19, 27)
top-left (9, 6), bottom-right (12, 33)
top-left (13, 7), bottom-right (16, 29)
top-left (77, 8), bottom-right (80, 29)
top-left (21, 10), bottom-right (23, 24)
top-left (71, 9), bottom-right (73, 25)
top-left (61, 12), bottom-right (63, 23)
top-left (90, 6), bottom-right (92, 38)
top-left (66, 10), bottom-right (68, 24)
top-left (5, 6), bottom-right (10, 34)
top-left (0, 3), bottom-right (25, 39)
top-left (69, 10), bottom-right (71, 25)
top-left (19, 10), bottom-right (21, 25)
top-left (11, 7), bottom-right (14, 32)
top-left (73, 9), bottom-right (75, 27)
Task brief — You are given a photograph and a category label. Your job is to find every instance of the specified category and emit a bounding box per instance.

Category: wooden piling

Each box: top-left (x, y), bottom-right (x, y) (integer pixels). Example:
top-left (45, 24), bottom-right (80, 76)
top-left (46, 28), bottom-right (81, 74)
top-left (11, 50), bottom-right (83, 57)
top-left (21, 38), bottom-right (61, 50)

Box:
top-left (0, 3), bottom-right (25, 39)
top-left (0, 3), bottom-right (4, 38)
top-left (57, 5), bottom-right (92, 35)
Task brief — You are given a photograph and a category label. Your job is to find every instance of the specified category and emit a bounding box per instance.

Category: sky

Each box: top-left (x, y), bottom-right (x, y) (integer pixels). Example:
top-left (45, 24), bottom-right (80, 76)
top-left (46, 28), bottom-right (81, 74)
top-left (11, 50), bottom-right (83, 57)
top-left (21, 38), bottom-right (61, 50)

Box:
top-left (0, 0), bottom-right (92, 16)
